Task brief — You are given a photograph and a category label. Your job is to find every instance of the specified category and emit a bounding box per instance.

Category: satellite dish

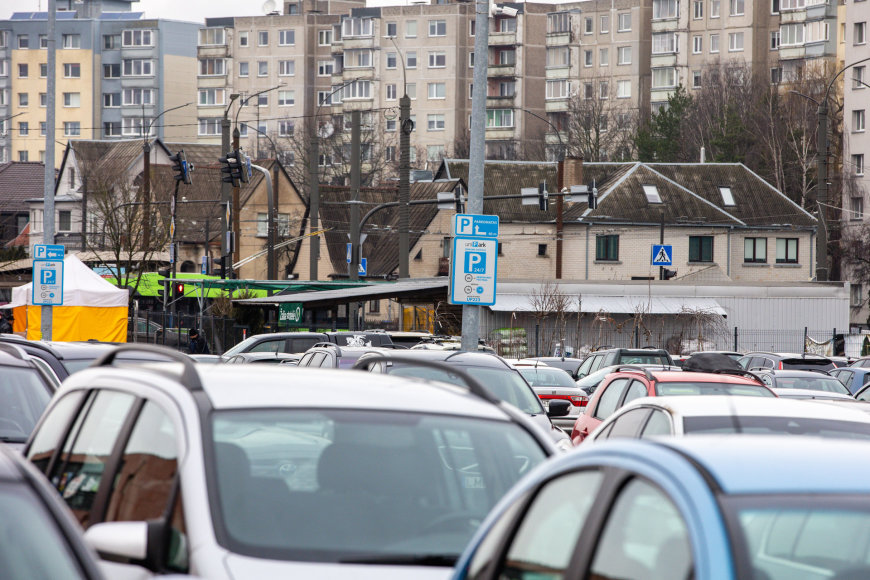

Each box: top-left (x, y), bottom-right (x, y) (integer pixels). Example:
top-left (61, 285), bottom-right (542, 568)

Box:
top-left (318, 122), bottom-right (335, 139)
top-left (262, 0), bottom-right (278, 14)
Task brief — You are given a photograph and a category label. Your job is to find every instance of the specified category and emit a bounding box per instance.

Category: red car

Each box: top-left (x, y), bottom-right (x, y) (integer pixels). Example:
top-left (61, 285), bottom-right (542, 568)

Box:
top-left (570, 365), bottom-right (775, 444)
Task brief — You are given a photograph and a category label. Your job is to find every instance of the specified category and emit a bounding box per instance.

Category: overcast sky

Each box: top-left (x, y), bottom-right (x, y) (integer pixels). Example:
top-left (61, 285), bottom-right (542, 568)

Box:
top-left (0, 0), bottom-right (418, 22)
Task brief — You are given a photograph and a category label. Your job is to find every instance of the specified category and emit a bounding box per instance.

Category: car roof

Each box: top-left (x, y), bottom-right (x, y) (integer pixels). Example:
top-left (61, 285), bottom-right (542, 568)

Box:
top-left (757, 369), bottom-right (836, 377)
top-left (620, 395), bottom-right (870, 422)
top-left (373, 349), bottom-right (513, 368)
top-left (742, 351), bottom-right (832, 360)
top-left (0, 344), bottom-right (40, 369)
top-left (770, 388), bottom-right (855, 400)
top-left (625, 369), bottom-right (763, 385)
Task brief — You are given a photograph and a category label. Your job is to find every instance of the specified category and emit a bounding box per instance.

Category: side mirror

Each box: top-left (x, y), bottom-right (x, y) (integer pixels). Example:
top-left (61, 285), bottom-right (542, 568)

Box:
top-left (85, 519), bottom-right (187, 574)
top-left (546, 399), bottom-right (571, 418)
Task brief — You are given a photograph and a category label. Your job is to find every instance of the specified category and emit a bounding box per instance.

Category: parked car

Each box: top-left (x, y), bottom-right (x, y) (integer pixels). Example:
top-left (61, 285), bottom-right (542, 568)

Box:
top-left (571, 366), bottom-right (773, 444)
top-left (770, 388), bottom-right (856, 401)
top-left (573, 364), bottom-right (678, 397)
top-left (452, 436), bottom-right (870, 580)
top-left (575, 348), bottom-right (675, 379)
top-left (0, 343), bottom-right (56, 448)
top-left (323, 331), bottom-right (395, 348)
top-left (25, 345), bottom-right (556, 578)
top-left (356, 350), bottom-right (573, 449)
top-left (411, 338), bottom-right (496, 353)
top-left (516, 365), bottom-right (587, 431)
top-left (752, 369), bottom-right (852, 395)
top-left (0, 334), bottom-right (71, 380)
top-left (588, 396), bottom-right (870, 442)
top-left (738, 351), bottom-right (835, 372)
top-left (523, 357), bottom-right (587, 379)
top-left (851, 356), bottom-right (870, 368)
top-left (221, 332), bottom-right (328, 359)
top-left (385, 331), bottom-right (434, 348)
top-left (224, 352), bottom-right (301, 364)
top-left (829, 366), bottom-right (870, 394)
top-left (0, 443), bottom-right (106, 579)
top-left (297, 344), bottom-right (387, 369)
top-left (126, 317), bottom-right (183, 346)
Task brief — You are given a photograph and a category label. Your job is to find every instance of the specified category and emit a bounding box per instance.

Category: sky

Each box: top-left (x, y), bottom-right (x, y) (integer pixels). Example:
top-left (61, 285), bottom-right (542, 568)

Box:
top-left (0, 0), bottom-right (417, 22)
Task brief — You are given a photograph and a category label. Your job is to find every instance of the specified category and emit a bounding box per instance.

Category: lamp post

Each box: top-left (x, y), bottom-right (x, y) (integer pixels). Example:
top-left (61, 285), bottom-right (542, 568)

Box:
top-left (310, 79), bottom-right (355, 281)
top-left (140, 102), bottom-right (192, 254)
top-left (242, 123), bottom-right (280, 280)
top-left (386, 34), bottom-right (412, 279)
top-left (220, 93), bottom-right (240, 280)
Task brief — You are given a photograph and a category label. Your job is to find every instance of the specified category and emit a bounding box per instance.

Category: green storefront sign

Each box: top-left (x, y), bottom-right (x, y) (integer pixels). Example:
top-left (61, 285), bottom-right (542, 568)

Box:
top-left (279, 303), bottom-right (304, 325)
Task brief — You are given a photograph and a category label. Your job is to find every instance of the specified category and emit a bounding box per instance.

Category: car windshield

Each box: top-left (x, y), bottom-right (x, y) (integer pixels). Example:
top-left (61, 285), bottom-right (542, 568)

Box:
top-left (0, 366), bottom-right (52, 443)
top-left (61, 358), bottom-right (97, 374)
top-left (223, 337), bottom-right (269, 357)
top-left (386, 364), bottom-right (545, 414)
top-left (727, 497), bottom-right (870, 580)
top-left (655, 382), bottom-right (774, 397)
top-left (773, 376), bottom-right (850, 394)
top-left (210, 409), bottom-right (547, 564)
top-left (518, 368), bottom-right (576, 387)
top-left (684, 416), bottom-right (870, 439)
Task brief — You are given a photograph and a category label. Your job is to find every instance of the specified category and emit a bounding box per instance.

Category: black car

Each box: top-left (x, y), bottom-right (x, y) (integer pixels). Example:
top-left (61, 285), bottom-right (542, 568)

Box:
top-left (355, 350), bottom-right (573, 449)
top-left (576, 348), bottom-right (675, 378)
top-left (738, 352), bottom-right (835, 372)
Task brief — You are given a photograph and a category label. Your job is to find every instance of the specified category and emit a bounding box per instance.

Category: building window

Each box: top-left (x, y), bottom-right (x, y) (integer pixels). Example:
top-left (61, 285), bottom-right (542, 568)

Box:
top-left (368, 300), bottom-right (381, 313)
top-left (406, 83), bottom-right (416, 99)
top-left (719, 186), bottom-right (736, 206)
top-left (279, 30), bottom-right (295, 45)
top-left (386, 52), bottom-right (397, 69)
top-left (278, 90), bottom-right (295, 106)
top-left (652, 32), bottom-right (677, 54)
top-left (199, 58), bottom-right (225, 76)
top-left (547, 12), bottom-right (570, 33)
top-left (63, 63), bottom-right (80, 78)
top-left (18, 34), bottom-right (29, 49)
top-left (428, 52), bottom-right (446, 68)
top-left (406, 20), bottom-right (417, 38)
top-left (617, 80), bottom-right (631, 98)
top-left (852, 284), bottom-right (864, 307)
top-left (428, 82), bottom-right (446, 99)
top-left (693, 0), bottom-right (704, 17)
top-left (258, 61), bottom-right (269, 76)
top-left (40, 121), bottom-right (47, 135)
top-left (693, 35), bottom-right (702, 53)
top-left (710, 33), bottom-right (720, 52)
top-left (429, 20), bottom-right (447, 36)
top-left (855, 22), bottom-right (866, 45)
top-left (58, 211), bottom-right (71, 232)
top-left (711, 0), bottom-right (721, 16)
top-left (123, 89), bottom-right (154, 105)
top-left (238, 31), bottom-right (248, 46)
top-left (854, 110), bottom-right (866, 132)
top-left (18, 93), bottom-right (28, 107)
top-left (198, 88), bottom-right (225, 106)
top-left (278, 121), bottom-right (294, 136)
top-left (103, 93), bottom-right (121, 107)
top-left (596, 235), bottom-right (619, 261)
top-left (122, 29), bottom-right (153, 47)
top-left (385, 22), bottom-right (397, 37)
top-left (343, 17), bottom-right (373, 38)
top-left (547, 46), bottom-right (570, 67)
top-left (198, 118), bottom-right (221, 136)
top-left (652, 67), bottom-right (677, 88)
top-left (40, 92), bottom-right (47, 107)
top-left (729, 32), bottom-right (744, 51)
top-left (729, 0), bottom-right (745, 15)
top-left (62, 34), bottom-right (81, 49)
top-left (18, 151), bottom-right (28, 162)
top-left (407, 52), bottom-right (417, 68)
top-left (18, 64), bottom-right (28, 78)
top-left (771, 30), bottom-right (780, 50)
top-left (41, 34), bottom-right (49, 48)
top-left (427, 114), bottom-right (445, 131)
top-left (689, 236), bottom-right (714, 262)
top-left (318, 29), bottom-right (332, 45)
top-left (771, 0), bottom-right (780, 12)
top-left (599, 48), bottom-right (609, 66)
top-left (427, 144), bottom-right (445, 161)
top-left (239, 62), bottom-right (249, 77)
top-left (122, 118), bottom-right (154, 136)
top-left (124, 59), bottom-right (154, 77)
top-left (584, 17), bottom-right (594, 34)
top-left (486, 109), bottom-right (514, 128)
top-left (547, 79), bottom-right (571, 100)
top-left (63, 122), bottom-right (81, 136)
top-left (318, 60), bottom-right (334, 76)
top-left (600, 15), bottom-right (610, 32)
top-left (851, 196), bottom-right (864, 220)
top-left (744, 237), bottom-right (767, 263)
top-left (278, 60), bottom-right (295, 76)
top-left (775, 238), bottom-right (798, 264)
top-left (385, 145), bottom-right (396, 161)
top-left (342, 80), bottom-right (372, 100)
top-left (103, 63), bottom-right (120, 78)
top-left (599, 81), bottom-right (609, 99)
top-left (386, 84), bottom-right (397, 100)
top-left (258, 30), bottom-right (269, 46)
top-left (19, 122), bottom-right (28, 136)
top-left (618, 13), bottom-right (631, 31)
top-left (103, 34), bottom-right (120, 49)
top-left (653, 0), bottom-right (678, 19)
top-left (854, 66), bottom-right (866, 90)
top-left (62, 92), bottom-right (81, 107)
top-left (104, 122), bottom-right (121, 137)
top-left (346, 49), bottom-right (372, 68)
top-left (618, 46), bottom-right (632, 65)
top-left (854, 154), bottom-right (865, 175)
top-left (538, 244), bottom-right (548, 256)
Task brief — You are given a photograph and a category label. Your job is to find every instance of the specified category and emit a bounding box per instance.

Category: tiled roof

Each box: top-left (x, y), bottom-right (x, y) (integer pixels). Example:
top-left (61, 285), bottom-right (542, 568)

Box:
top-left (320, 180), bottom-right (463, 277)
top-left (0, 162), bottom-right (46, 211)
top-left (163, 143), bottom-right (223, 168)
top-left (69, 139), bottom-right (147, 177)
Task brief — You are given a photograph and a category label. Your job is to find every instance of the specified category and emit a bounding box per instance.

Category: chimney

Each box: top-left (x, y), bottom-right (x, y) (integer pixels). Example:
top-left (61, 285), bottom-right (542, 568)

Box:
top-left (563, 155), bottom-right (584, 189)
top-left (700, 146), bottom-right (706, 163)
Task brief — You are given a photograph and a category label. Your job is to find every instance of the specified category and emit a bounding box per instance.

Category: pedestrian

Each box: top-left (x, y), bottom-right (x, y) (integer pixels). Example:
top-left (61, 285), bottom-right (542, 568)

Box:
top-left (188, 328), bottom-right (210, 354)
top-left (0, 311), bottom-right (11, 334)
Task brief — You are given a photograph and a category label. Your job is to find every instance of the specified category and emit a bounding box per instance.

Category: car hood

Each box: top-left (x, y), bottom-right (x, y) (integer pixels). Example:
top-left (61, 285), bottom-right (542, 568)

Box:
top-left (224, 554), bottom-right (452, 580)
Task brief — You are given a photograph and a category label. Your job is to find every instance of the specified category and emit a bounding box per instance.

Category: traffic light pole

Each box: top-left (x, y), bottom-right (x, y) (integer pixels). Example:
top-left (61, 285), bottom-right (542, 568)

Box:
top-left (169, 179), bottom-right (181, 317)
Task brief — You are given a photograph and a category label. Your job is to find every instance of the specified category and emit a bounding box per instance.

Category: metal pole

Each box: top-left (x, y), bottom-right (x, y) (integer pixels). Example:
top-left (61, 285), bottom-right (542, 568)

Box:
top-left (42, 0), bottom-right (57, 341)
top-left (169, 179), bottom-right (180, 316)
top-left (232, 126), bottom-right (241, 272)
top-left (399, 95), bottom-right (411, 278)
top-left (309, 131), bottom-right (320, 280)
top-left (816, 102), bottom-right (828, 282)
top-left (460, 0), bottom-right (490, 352)
top-left (220, 114), bottom-right (232, 278)
top-left (349, 110), bottom-right (361, 330)
top-left (249, 164), bottom-right (275, 280)
top-left (556, 159), bottom-right (564, 279)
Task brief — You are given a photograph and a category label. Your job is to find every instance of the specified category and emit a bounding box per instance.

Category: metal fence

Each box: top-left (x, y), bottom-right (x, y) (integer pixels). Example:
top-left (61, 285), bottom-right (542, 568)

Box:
top-left (130, 310), bottom-right (249, 355)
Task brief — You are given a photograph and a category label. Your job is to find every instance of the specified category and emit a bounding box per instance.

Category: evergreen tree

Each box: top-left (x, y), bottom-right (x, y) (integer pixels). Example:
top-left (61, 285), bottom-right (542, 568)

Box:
top-left (635, 85), bottom-right (692, 162)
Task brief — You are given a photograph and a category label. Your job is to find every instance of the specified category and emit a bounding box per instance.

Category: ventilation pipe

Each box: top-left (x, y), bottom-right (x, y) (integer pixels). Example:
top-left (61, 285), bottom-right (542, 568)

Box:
top-left (700, 146), bottom-right (706, 163)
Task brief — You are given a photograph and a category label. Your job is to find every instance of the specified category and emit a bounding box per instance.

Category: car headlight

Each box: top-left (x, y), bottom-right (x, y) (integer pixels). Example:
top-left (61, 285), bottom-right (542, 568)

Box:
top-left (556, 438), bottom-right (574, 453)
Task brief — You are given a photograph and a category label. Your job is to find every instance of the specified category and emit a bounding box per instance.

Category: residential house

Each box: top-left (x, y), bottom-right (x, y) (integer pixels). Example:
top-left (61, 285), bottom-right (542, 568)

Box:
top-left (0, 161), bottom-right (41, 247)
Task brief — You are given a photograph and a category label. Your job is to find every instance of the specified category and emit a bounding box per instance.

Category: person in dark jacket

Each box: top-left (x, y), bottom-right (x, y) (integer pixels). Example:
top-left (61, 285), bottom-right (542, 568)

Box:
top-left (0, 311), bottom-right (11, 334)
top-left (188, 328), bottom-right (210, 354)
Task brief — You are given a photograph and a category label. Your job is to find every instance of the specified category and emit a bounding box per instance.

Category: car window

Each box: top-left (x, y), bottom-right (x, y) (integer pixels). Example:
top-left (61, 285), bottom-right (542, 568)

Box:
top-left (48, 390), bottom-right (137, 526)
top-left (500, 471), bottom-right (604, 579)
top-left (298, 353), bottom-right (314, 366)
top-left (309, 352), bottom-right (327, 367)
top-left (577, 357), bottom-right (596, 377)
top-left (290, 338), bottom-right (321, 353)
top-left (594, 378), bottom-right (630, 421)
top-left (641, 410), bottom-right (671, 437)
top-left (465, 491), bottom-right (529, 580)
top-left (760, 374), bottom-right (773, 387)
top-left (617, 354), bottom-right (671, 365)
top-left (738, 356), bottom-right (750, 370)
top-left (621, 380), bottom-right (649, 408)
top-left (608, 408), bottom-right (652, 439)
top-left (249, 339), bottom-right (284, 353)
top-left (588, 478), bottom-right (693, 580)
top-left (27, 391), bottom-right (88, 474)
top-left (0, 365), bottom-right (54, 443)
top-left (858, 387), bottom-right (870, 402)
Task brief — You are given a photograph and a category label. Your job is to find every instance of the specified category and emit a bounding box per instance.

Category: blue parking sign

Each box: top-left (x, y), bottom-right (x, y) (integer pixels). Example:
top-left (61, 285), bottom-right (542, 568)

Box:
top-left (464, 251), bottom-right (486, 274)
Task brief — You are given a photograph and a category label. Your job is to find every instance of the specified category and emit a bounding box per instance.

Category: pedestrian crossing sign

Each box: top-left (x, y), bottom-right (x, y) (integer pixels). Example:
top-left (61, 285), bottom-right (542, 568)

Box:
top-left (652, 244), bottom-right (673, 266)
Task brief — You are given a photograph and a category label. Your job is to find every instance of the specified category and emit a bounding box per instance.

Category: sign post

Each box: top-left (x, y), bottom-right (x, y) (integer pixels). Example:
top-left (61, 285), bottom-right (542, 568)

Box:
top-left (449, 215), bottom-right (499, 309)
top-left (32, 244), bottom-right (65, 340)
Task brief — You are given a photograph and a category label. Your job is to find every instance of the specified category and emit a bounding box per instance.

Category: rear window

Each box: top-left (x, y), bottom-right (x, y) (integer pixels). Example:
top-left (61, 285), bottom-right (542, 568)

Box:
top-left (684, 416), bottom-right (870, 439)
top-left (616, 353), bottom-right (672, 365)
top-left (781, 359), bottom-right (835, 372)
top-left (655, 382), bottom-right (774, 397)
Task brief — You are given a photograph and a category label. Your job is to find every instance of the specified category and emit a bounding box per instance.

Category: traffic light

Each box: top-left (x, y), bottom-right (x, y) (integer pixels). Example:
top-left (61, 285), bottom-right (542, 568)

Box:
top-left (588, 186), bottom-right (598, 209)
top-left (661, 268), bottom-right (678, 280)
top-left (239, 149), bottom-right (251, 184)
top-left (219, 150), bottom-right (241, 186)
top-left (175, 282), bottom-right (185, 298)
top-left (169, 150), bottom-right (192, 184)
top-left (538, 181), bottom-right (549, 212)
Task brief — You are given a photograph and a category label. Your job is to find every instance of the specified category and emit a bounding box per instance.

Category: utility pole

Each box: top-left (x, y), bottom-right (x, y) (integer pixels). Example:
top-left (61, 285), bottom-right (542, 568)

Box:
top-left (816, 101), bottom-right (828, 282)
top-left (460, 0), bottom-right (490, 352)
top-left (399, 95), bottom-right (411, 278)
top-left (42, 0), bottom-right (56, 341)
top-left (349, 110), bottom-right (361, 330)
top-left (232, 126), bottom-right (241, 272)
top-left (220, 96), bottom-right (238, 279)
top-left (309, 126), bottom-right (320, 281)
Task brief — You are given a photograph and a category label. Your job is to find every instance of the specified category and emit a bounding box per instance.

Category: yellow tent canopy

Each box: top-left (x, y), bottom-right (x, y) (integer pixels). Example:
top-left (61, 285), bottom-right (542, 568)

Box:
top-left (8, 255), bottom-right (128, 342)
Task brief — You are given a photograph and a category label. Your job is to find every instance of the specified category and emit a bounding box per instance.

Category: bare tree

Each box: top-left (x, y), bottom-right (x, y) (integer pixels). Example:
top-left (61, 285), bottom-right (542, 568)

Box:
top-left (528, 280), bottom-right (572, 356)
top-left (564, 79), bottom-right (638, 161)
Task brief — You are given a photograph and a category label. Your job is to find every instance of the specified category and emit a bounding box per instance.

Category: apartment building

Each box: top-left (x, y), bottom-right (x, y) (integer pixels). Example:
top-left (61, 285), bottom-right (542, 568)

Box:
top-left (842, 0), bottom-right (870, 325)
top-left (0, 0), bottom-right (199, 165)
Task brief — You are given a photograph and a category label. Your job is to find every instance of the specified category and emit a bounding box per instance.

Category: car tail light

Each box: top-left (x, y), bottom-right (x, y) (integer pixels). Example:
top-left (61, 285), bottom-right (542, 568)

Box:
top-left (540, 394), bottom-right (588, 407)
top-left (778, 361), bottom-right (783, 370)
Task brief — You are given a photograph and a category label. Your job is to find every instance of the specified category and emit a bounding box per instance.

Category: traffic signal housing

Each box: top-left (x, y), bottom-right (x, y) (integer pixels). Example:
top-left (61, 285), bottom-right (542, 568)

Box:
top-left (219, 150), bottom-right (241, 186)
top-left (661, 268), bottom-right (678, 280)
top-left (169, 150), bottom-right (193, 184)
top-left (175, 282), bottom-right (185, 298)
top-left (239, 149), bottom-right (251, 184)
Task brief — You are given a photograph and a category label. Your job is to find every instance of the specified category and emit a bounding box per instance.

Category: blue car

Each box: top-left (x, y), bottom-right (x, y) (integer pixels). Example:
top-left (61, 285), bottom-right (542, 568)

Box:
top-left (452, 436), bottom-right (870, 580)
top-left (830, 366), bottom-right (870, 395)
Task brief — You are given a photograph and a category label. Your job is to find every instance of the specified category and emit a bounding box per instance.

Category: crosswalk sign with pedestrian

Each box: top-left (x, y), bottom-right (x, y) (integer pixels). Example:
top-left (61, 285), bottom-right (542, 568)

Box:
top-left (651, 244), bottom-right (673, 266)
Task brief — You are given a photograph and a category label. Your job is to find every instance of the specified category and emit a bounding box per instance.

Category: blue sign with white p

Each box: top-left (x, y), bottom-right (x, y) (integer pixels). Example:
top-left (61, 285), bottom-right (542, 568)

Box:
top-left (41, 269), bottom-right (56, 285)
top-left (465, 251), bottom-right (486, 274)
top-left (453, 214), bottom-right (499, 238)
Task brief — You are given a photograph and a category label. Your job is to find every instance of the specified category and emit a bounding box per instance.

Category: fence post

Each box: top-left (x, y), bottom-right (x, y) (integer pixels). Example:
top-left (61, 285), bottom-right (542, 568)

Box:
top-left (803, 327), bottom-right (808, 354)
top-left (145, 310), bottom-right (151, 344)
top-left (634, 325), bottom-right (639, 348)
top-left (733, 326), bottom-right (738, 352)
top-left (535, 323), bottom-right (540, 357)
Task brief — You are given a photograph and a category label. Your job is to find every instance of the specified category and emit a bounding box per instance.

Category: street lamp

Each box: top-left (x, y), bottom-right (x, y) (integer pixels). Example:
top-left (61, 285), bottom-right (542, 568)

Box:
top-left (140, 101), bottom-right (192, 254)
top-left (310, 79), bottom-right (356, 281)
top-left (243, 123), bottom-right (280, 280)
top-left (219, 93), bottom-right (240, 280)
top-left (385, 34), bottom-right (412, 279)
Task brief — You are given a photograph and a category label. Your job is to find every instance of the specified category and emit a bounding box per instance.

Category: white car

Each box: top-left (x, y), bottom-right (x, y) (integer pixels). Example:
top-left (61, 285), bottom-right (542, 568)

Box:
top-left (587, 395), bottom-right (870, 442)
top-left (25, 345), bottom-right (556, 579)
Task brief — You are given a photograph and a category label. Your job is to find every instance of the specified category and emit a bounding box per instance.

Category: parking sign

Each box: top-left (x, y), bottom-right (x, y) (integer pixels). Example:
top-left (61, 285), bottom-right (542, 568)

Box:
top-left (450, 237), bottom-right (497, 306)
top-left (32, 260), bottom-right (64, 306)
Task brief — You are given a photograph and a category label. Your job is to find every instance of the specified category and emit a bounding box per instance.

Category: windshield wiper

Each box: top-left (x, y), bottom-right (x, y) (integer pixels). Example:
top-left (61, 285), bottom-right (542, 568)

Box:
top-left (0, 436), bottom-right (27, 444)
top-left (339, 553), bottom-right (457, 566)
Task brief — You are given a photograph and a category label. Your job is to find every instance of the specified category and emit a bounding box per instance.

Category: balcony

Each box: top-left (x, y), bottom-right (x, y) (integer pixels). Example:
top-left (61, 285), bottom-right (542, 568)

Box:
top-left (341, 35), bottom-right (374, 50)
top-left (546, 31), bottom-right (572, 46)
top-left (544, 99), bottom-right (569, 113)
top-left (778, 45), bottom-right (806, 60)
top-left (489, 31), bottom-right (518, 46)
top-left (546, 66), bottom-right (571, 79)
top-left (487, 94), bottom-right (516, 107)
top-left (488, 63), bottom-right (517, 77)
top-left (196, 45), bottom-right (229, 58)
top-left (650, 53), bottom-right (678, 68)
